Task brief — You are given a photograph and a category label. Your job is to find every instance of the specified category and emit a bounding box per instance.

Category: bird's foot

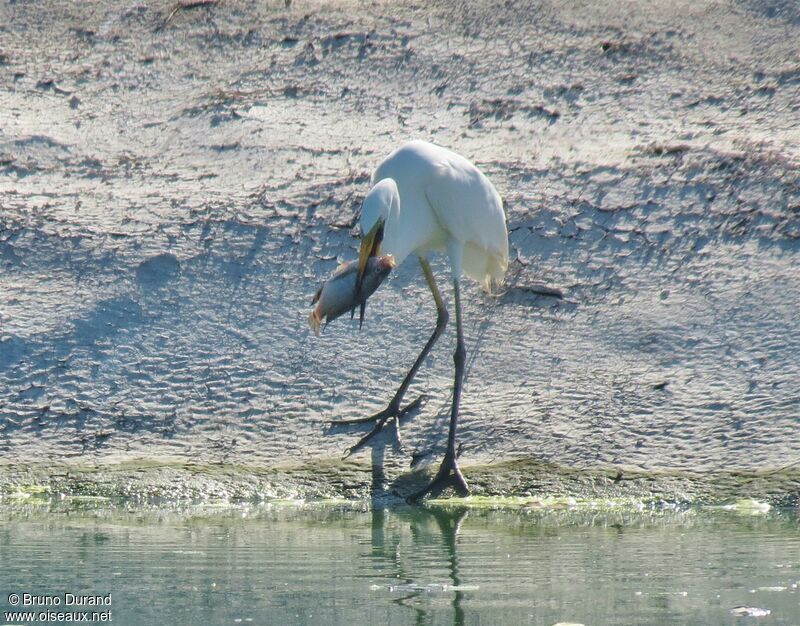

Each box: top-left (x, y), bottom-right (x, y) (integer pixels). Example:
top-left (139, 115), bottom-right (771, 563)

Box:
top-left (406, 453), bottom-right (470, 503)
top-left (330, 396), bottom-right (425, 457)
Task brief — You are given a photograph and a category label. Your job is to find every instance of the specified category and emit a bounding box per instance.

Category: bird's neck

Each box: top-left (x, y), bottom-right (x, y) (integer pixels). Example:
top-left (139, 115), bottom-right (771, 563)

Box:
top-left (381, 201), bottom-right (412, 265)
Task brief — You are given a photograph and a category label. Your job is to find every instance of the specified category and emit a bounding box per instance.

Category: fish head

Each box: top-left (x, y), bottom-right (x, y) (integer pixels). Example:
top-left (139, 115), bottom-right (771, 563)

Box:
top-left (361, 254), bottom-right (396, 293)
top-left (373, 254), bottom-right (396, 276)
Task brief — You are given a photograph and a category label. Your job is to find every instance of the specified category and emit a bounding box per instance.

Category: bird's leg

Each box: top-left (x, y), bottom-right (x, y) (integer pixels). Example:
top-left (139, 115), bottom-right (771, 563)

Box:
top-left (407, 279), bottom-right (470, 502)
top-left (332, 257), bottom-right (448, 457)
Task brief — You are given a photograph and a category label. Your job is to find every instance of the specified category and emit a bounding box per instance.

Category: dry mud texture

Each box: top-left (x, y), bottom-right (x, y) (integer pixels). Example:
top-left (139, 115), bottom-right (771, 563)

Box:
top-left (1, 0), bottom-right (799, 502)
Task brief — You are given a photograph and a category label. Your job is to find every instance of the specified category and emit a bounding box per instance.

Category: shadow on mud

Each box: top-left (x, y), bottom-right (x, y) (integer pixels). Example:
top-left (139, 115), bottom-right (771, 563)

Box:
top-left (325, 397), bottom-right (434, 503)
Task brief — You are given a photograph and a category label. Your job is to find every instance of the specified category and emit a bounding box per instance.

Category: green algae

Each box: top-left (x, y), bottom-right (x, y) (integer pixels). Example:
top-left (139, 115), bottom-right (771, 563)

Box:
top-left (717, 498), bottom-right (772, 514)
top-left (0, 457), bottom-right (797, 508)
top-left (425, 494), bottom-right (643, 511)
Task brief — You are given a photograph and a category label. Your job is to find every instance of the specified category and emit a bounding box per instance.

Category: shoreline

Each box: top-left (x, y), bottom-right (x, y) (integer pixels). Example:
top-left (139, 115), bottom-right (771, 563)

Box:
top-left (1, 457), bottom-right (797, 507)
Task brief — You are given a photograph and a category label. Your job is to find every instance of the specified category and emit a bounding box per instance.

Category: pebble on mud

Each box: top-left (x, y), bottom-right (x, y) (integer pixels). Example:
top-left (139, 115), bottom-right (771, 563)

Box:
top-left (730, 606), bottom-right (770, 617)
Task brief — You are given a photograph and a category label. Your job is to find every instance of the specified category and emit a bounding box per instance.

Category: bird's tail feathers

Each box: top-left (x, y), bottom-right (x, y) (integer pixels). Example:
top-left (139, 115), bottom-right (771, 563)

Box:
top-left (463, 242), bottom-right (508, 293)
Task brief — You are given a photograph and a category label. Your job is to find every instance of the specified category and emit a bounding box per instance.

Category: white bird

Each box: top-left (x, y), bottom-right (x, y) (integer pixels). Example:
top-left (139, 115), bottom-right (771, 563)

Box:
top-left (334, 140), bottom-right (508, 501)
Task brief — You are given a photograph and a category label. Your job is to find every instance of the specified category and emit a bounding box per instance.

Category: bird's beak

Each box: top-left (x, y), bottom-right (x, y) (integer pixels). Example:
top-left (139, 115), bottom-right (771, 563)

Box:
top-left (356, 218), bottom-right (384, 289)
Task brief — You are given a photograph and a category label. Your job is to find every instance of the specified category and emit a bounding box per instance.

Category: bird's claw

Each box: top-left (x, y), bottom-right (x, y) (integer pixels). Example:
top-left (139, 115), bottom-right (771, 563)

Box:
top-left (406, 454), bottom-right (470, 504)
top-left (331, 395), bottom-right (427, 457)
top-left (341, 415), bottom-right (397, 459)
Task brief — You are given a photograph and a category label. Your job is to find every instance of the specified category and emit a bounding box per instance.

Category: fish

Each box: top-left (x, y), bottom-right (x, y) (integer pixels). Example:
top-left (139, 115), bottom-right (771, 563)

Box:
top-left (308, 254), bottom-right (396, 336)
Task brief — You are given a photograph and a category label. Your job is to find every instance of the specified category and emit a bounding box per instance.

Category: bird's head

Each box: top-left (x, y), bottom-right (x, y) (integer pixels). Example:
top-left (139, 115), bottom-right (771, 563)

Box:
top-left (357, 178), bottom-right (397, 288)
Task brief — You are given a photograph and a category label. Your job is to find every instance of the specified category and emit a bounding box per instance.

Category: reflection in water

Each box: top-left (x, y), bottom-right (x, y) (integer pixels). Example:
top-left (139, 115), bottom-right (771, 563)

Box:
top-left (0, 501), bottom-right (799, 625)
top-left (370, 506), bottom-right (469, 626)
top-left (430, 506), bottom-right (467, 626)
top-left (360, 408), bottom-right (469, 624)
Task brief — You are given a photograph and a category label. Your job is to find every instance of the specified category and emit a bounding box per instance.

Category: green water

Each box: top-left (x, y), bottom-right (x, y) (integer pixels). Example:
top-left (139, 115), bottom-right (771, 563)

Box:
top-left (1, 501), bottom-right (798, 625)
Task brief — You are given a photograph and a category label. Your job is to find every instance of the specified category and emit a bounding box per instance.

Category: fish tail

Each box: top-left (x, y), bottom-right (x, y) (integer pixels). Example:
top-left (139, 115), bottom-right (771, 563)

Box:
top-left (308, 308), bottom-right (322, 336)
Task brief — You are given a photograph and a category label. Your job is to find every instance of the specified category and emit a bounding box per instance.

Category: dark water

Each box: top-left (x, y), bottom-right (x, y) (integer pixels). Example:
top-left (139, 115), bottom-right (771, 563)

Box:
top-left (1, 502), bottom-right (798, 625)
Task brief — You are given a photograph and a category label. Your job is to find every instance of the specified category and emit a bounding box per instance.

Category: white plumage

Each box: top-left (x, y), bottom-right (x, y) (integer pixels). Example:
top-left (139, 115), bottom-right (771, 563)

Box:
top-left (359, 140), bottom-right (508, 289)
top-left (340, 140), bottom-right (509, 501)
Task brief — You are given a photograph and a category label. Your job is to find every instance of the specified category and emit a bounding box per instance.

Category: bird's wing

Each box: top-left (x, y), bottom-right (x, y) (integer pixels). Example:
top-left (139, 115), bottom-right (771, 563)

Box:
top-left (423, 158), bottom-right (507, 257)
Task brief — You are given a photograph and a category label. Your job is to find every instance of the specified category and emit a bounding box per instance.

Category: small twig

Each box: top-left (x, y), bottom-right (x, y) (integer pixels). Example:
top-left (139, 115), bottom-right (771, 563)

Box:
top-left (509, 283), bottom-right (564, 299)
top-left (164, 0), bottom-right (219, 27)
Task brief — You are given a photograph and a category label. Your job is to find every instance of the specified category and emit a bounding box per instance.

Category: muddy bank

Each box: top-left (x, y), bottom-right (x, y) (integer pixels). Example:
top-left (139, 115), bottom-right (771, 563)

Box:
top-left (1, 1), bottom-right (799, 498)
top-left (1, 459), bottom-right (798, 508)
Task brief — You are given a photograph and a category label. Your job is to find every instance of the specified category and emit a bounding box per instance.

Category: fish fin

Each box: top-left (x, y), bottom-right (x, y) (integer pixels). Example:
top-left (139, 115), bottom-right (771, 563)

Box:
top-left (334, 261), bottom-right (350, 273)
top-left (358, 301), bottom-right (366, 329)
top-left (350, 307), bottom-right (356, 320)
top-left (308, 309), bottom-right (322, 336)
top-left (310, 285), bottom-right (323, 306)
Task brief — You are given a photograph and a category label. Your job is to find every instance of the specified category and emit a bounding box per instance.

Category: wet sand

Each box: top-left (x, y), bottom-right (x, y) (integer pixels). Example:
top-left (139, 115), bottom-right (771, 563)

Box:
top-left (1, 1), bottom-right (799, 501)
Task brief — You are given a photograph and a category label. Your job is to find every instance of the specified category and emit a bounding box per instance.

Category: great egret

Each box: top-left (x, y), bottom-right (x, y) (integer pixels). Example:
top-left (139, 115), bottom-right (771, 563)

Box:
top-left (335, 140), bottom-right (508, 501)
